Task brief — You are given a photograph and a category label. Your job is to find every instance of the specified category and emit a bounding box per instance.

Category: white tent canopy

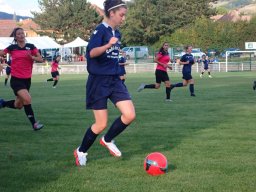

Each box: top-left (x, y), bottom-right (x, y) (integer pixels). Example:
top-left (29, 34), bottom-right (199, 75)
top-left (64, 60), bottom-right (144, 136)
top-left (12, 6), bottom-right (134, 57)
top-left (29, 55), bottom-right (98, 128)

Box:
top-left (0, 36), bottom-right (61, 49)
top-left (63, 37), bottom-right (88, 48)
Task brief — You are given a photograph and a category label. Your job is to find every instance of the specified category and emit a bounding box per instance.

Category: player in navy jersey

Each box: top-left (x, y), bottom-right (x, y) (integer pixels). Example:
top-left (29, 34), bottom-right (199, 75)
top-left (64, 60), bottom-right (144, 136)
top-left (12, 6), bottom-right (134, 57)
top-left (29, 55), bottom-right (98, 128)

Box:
top-left (0, 27), bottom-right (44, 130)
top-left (4, 59), bottom-right (11, 86)
top-left (200, 55), bottom-right (212, 78)
top-left (137, 42), bottom-right (173, 101)
top-left (119, 51), bottom-right (128, 83)
top-left (170, 45), bottom-right (196, 97)
top-left (74, 0), bottom-right (136, 166)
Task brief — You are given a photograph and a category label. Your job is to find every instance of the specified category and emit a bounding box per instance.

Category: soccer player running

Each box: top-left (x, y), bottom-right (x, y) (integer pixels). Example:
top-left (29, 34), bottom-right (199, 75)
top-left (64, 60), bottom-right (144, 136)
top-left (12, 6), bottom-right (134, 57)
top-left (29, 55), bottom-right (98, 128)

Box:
top-left (46, 55), bottom-right (61, 88)
top-left (0, 27), bottom-right (44, 130)
top-left (137, 42), bottom-right (173, 101)
top-left (4, 59), bottom-right (11, 86)
top-left (74, 0), bottom-right (136, 166)
top-left (200, 55), bottom-right (212, 78)
top-left (170, 45), bottom-right (196, 97)
top-left (119, 50), bottom-right (129, 84)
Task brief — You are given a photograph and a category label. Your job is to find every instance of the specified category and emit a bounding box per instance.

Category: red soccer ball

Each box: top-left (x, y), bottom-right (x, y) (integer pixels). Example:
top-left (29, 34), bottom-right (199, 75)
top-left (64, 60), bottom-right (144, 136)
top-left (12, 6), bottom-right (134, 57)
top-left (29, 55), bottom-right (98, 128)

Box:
top-left (144, 152), bottom-right (168, 176)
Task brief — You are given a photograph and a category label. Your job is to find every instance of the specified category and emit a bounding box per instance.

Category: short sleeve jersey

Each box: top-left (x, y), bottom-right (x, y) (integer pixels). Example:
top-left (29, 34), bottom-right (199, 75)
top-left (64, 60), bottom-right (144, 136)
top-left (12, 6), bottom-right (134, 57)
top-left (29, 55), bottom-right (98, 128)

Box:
top-left (4, 43), bottom-right (38, 78)
top-left (156, 51), bottom-right (170, 72)
top-left (86, 22), bottom-right (121, 75)
top-left (203, 59), bottom-right (209, 69)
top-left (180, 53), bottom-right (195, 74)
top-left (51, 60), bottom-right (59, 72)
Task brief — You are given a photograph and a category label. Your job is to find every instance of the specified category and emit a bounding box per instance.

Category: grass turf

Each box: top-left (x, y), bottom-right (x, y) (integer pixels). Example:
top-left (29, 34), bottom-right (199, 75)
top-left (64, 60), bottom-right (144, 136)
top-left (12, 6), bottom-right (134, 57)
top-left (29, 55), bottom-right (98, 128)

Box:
top-left (0, 72), bottom-right (256, 192)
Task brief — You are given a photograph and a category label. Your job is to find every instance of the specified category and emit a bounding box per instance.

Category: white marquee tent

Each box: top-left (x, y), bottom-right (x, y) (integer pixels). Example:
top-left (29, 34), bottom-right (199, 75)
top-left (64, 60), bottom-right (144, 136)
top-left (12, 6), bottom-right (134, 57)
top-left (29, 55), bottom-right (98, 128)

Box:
top-left (63, 37), bottom-right (88, 48)
top-left (0, 36), bottom-right (61, 49)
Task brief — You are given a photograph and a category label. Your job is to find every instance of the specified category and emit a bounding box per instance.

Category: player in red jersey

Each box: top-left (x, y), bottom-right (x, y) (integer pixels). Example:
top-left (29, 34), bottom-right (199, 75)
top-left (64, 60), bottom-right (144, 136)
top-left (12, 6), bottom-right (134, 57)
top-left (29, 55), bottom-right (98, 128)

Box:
top-left (137, 42), bottom-right (173, 101)
top-left (46, 55), bottom-right (61, 88)
top-left (0, 27), bottom-right (44, 130)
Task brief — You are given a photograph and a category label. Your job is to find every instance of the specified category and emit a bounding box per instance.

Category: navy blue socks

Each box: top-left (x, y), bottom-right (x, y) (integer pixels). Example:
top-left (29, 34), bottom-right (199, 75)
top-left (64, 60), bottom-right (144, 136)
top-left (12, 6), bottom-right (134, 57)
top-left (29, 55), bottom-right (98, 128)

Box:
top-left (104, 116), bottom-right (128, 142)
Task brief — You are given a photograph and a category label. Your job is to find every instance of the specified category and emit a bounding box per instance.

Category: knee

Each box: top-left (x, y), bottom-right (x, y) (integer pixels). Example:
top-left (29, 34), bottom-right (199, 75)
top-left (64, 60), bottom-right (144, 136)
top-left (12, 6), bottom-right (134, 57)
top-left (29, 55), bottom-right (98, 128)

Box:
top-left (123, 111), bottom-right (136, 124)
top-left (93, 122), bottom-right (107, 134)
top-left (22, 97), bottom-right (31, 105)
top-left (15, 104), bottom-right (23, 109)
top-left (155, 85), bottom-right (160, 89)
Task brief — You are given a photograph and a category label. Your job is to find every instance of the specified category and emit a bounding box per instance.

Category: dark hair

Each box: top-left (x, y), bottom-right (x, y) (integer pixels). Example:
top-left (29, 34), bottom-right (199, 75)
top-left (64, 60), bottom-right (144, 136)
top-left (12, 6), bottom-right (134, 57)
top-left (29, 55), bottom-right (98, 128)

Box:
top-left (54, 55), bottom-right (61, 62)
top-left (159, 42), bottom-right (169, 55)
top-left (184, 45), bottom-right (192, 51)
top-left (10, 27), bottom-right (24, 43)
top-left (103, 0), bottom-right (127, 18)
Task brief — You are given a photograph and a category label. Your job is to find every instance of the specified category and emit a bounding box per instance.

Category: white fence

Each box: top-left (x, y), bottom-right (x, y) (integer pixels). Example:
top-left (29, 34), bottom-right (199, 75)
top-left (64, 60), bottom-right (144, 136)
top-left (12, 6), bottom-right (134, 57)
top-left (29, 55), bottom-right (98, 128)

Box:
top-left (32, 61), bottom-right (256, 75)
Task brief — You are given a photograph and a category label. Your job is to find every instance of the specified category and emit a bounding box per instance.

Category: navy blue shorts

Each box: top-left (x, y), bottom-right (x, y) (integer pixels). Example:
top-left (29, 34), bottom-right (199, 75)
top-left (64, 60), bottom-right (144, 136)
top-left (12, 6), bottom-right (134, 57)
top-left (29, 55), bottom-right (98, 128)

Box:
top-left (6, 67), bottom-right (11, 75)
top-left (182, 72), bottom-right (193, 81)
top-left (119, 66), bottom-right (126, 76)
top-left (155, 69), bottom-right (169, 83)
top-left (86, 74), bottom-right (131, 110)
top-left (51, 71), bottom-right (59, 78)
top-left (10, 76), bottom-right (31, 96)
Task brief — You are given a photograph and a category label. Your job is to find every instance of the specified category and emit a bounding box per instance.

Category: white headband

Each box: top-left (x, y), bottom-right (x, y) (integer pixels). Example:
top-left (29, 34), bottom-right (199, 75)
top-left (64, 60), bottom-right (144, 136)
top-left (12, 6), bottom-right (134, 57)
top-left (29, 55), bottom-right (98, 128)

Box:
top-left (107, 3), bottom-right (126, 12)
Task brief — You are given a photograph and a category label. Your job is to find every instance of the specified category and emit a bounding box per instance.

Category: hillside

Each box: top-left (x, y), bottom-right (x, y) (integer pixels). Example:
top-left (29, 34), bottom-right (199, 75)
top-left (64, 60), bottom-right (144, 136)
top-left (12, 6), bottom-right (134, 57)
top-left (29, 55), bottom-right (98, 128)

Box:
top-left (213, 0), bottom-right (256, 14)
top-left (0, 11), bottom-right (31, 20)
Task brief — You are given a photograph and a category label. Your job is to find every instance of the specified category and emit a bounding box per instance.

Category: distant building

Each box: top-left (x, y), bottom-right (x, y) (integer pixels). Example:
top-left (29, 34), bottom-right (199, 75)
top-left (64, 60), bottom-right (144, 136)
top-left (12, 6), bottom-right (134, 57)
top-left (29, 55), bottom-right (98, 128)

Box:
top-left (0, 18), bottom-right (41, 37)
top-left (0, 20), bottom-right (17, 37)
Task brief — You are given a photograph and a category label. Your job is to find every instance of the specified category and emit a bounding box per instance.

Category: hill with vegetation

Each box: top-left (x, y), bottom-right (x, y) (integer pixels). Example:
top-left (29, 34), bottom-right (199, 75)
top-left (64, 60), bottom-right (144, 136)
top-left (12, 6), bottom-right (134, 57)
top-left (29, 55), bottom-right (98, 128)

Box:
top-left (213, 0), bottom-right (256, 14)
top-left (0, 11), bottom-right (31, 20)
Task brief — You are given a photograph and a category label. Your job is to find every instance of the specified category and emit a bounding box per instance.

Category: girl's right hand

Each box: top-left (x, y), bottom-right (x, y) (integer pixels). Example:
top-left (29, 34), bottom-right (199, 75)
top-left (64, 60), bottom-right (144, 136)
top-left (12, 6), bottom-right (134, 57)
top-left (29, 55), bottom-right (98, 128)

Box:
top-left (108, 37), bottom-right (118, 46)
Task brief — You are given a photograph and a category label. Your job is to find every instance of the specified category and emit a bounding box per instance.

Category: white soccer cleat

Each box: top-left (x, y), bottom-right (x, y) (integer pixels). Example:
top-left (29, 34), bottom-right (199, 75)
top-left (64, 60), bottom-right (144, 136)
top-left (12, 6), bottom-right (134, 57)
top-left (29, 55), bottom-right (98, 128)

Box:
top-left (209, 75), bottom-right (212, 78)
top-left (137, 83), bottom-right (145, 92)
top-left (200, 74), bottom-right (203, 78)
top-left (33, 121), bottom-right (44, 131)
top-left (100, 136), bottom-right (122, 157)
top-left (74, 147), bottom-right (88, 166)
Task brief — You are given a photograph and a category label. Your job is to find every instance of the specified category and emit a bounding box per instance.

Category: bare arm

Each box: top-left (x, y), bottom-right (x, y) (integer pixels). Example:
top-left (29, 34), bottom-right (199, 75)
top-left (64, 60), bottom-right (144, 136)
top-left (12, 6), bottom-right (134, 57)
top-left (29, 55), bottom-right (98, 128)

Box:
top-left (90, 37), bottom-right (118, 58)
top-left (28, 52), bottom-right (44, 63)
top-left (0, 50), bottom-right (6, 57)
top-left (179, 60), bottom-right (189, 65)
top-left (119, 62), bottom-right (129, 66)
top-left (33, 52), bottom-right (44, 62)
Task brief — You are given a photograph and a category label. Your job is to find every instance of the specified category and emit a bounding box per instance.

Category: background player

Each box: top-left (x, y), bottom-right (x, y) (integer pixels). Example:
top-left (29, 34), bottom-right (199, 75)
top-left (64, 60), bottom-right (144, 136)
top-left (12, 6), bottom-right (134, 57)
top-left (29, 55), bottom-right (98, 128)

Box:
top-left (46, 55), bottom-right (61, 88)
top-left (0, 27), bottom-right (44, 130)
top-left (200, 55), bottom-right (212, 78)
top-left (119, 50), bottom-right (129, 84)
top-left (170, 45), bottom-right (196, 97)
top-left (4, 59), bottom-right (11, 86)
top-left (137, 42), bottom-right (173, 101)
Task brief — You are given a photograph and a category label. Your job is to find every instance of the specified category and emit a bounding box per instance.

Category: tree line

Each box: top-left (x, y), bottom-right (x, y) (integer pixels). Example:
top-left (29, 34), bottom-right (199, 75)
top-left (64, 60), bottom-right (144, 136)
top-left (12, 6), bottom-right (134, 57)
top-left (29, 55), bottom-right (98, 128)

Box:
top-left (32, 0), bottom-right (256, 52)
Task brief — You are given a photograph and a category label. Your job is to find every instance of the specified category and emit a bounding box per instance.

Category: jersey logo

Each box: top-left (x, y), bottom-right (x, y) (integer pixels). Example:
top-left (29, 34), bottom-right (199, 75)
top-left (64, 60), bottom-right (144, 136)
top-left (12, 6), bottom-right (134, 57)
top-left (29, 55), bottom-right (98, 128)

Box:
top-left (93, 30), bottom-right (98, 35)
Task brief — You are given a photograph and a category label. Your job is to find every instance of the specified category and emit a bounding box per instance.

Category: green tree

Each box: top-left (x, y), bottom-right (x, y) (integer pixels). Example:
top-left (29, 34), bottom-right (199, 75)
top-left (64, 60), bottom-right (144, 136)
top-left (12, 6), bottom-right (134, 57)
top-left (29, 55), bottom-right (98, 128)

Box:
top-left (121, 0), bottom-right (217, 45)
top-left (32, 0), bottom-right (102, 43)
top-left (164, 15), bottom-right (256, 53)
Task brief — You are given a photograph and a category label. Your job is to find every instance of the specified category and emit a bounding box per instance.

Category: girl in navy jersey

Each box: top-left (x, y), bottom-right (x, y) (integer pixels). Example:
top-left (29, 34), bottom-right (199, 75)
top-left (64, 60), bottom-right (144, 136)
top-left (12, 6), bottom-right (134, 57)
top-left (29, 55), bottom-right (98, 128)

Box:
top-left (0, 27), bottom-right (44, 130)
top-left (74, 0), bottom-right (136, 166)
top-left (4, 59), bottom-right (11, 86)
top-left (170, 45), bottom-right (196, 97)
top-left (119, 50), bottom-right (128, 83)
top-left (200, 55), bottom-right (212, 78)
top-left (137, 42), bottom-right (173, 101)
top-left (46, 55), bottom-right (61, 88)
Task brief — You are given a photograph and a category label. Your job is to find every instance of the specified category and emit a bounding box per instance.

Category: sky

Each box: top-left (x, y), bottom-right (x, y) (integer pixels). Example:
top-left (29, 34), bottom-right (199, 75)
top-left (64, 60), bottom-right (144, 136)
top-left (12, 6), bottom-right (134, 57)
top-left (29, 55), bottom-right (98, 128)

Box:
top-left (0, 0), bottom-right (106, 17)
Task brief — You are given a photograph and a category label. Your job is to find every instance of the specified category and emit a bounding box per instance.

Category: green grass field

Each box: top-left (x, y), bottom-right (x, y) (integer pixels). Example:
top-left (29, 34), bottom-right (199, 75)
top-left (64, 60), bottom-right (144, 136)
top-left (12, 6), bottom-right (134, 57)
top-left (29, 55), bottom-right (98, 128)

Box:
top-left (0, 72), bottom-right (256, 192)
